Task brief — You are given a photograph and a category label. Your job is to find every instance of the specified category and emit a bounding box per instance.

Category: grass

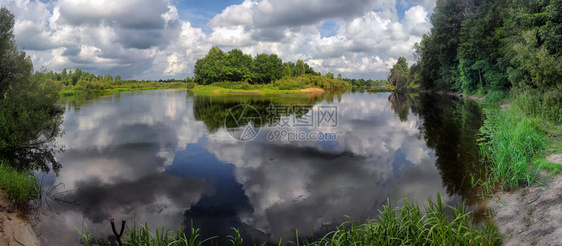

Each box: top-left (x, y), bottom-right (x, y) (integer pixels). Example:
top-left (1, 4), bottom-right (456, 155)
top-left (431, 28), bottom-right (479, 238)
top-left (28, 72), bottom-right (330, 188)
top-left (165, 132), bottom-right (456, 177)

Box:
top-left (476, 106), bottom-right (548, 195)
top-left (303, 194), bottom-right (500, 246)
top-left (534, 123), bottom-right (562, 176)
top-left (0, 161), bottom-right (40, 208)
top-left (473, 87), bottom-right (562, 195)
top-left (192, 76), bottom-right (352, 95)
top-left (512, 89), bottom-right (562, 124)
top-left (192, 85), bottom-right (305, 95)
top-left (60, 85), bottom-right (188, 96)
top-left (484, 90), bottom-right (508, 104)
top-left (78, 194), bottom-right (500, 246)
top-left (79, 222), bottom-right (218, 246)
top-left (367, 85), bottom-right (394, 93)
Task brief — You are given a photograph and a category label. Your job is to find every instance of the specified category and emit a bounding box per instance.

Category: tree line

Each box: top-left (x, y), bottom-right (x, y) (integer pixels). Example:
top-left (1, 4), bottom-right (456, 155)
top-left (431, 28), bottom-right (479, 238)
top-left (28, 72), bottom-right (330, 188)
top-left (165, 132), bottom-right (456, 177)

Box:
top-left (410, 0), bottom-right (561, 95)
top-left (194, 47), bottom-right (321, 85)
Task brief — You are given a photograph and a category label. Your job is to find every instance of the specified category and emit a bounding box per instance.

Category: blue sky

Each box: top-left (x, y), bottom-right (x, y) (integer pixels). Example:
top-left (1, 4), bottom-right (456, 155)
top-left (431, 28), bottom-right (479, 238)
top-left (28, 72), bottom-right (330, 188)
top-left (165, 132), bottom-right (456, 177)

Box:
top-left (1, 0), bottom-right (436, 80)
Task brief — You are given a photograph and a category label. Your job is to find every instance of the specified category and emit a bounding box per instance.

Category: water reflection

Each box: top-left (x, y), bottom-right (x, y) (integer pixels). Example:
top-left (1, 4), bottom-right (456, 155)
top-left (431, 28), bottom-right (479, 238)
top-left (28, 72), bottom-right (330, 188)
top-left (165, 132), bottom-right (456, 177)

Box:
top-left (36, 89), bottom-right (483, 245)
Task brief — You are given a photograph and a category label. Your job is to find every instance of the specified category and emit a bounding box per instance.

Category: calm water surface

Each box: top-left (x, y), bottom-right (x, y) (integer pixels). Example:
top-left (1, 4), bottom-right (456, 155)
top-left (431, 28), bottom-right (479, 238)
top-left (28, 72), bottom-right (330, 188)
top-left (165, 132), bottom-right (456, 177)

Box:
top-left (36, 89), bottom-right (483, 245)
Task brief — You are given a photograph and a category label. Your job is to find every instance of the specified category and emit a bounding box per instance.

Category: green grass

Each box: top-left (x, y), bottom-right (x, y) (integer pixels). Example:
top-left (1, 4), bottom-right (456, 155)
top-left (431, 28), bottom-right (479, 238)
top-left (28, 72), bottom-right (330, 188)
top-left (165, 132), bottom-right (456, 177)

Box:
top-left (59, 81), bottom-right (188, 96)
top-left (60, 85), bottom-right (188, 96)
top-left (191, 85), bottom-right (305, 95)
top-left (484, 90), bottom-right (508, 104)
top-left (78, 194), bottom-right (500, 246)
top-left (367, 85), bottom-right (395, 93)
top-left (476, 107), bottom-right (548, 194)
top-left (0, 161), bottom-right (39, 207)
top-left (303, 194), bottom-right (500, 246)
top-left (191, 75), bottom-right (352, 95)
top-left (512, 89), bottom-right (562, 124)
top-left (533, 123), bottom-right (562, 176)
top-left (78, 222), bottom-right (219, 246)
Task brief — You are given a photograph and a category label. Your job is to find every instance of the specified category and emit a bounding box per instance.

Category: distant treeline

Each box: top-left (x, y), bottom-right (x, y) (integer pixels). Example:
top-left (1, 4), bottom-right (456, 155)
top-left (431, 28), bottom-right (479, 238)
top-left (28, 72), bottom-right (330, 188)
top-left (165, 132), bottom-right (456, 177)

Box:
top-left (341, 78), bottom-right (388, 88)
top-left (194, 47), bottom-right (321, 85)
top-left (39, 69), bottom-right (185, 85)
top-left (35, 69), bottom-right (187, 93)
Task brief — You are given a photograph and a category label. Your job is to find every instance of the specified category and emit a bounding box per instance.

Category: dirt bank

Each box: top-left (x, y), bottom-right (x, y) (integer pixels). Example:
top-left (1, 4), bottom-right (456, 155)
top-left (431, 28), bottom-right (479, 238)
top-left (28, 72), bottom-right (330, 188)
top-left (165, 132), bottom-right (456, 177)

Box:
top-left (490, 154), bottom-right (562, 246)
top-left (299, 87), bottom-right (325, 93)
top-left (0, 192), bottom-right (40, 246)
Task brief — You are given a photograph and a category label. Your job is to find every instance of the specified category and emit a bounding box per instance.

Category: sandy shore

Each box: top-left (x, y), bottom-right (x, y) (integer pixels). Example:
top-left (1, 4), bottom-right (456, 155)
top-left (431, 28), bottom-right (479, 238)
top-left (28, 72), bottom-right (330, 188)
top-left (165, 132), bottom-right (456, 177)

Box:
top-left (0, 192), bottom-right (40, 246)
top-left (299, 87), bottom-right (325, 93)
top-left (490, 154), bottom-right (562, 246)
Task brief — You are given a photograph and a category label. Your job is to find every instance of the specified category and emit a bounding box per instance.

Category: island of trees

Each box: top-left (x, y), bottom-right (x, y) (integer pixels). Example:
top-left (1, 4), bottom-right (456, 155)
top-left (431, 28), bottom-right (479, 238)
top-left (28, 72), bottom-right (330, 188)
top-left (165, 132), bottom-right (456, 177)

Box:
top-left (192, 46), bottom-right (352, 92)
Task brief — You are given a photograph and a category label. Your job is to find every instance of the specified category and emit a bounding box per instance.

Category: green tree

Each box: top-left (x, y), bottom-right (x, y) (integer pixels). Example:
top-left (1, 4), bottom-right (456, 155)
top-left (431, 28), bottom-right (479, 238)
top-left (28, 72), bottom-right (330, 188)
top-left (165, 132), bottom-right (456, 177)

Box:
top-left (389, 57), bottom-right (410, 90)
top-left (429, 0), bottom-right (466, 90)
top-left (457, 0), bottom-right (509, 93)
top-left (194, 46), bottom-right (225, 85)
top-left (0, 8), bottom-right (63, 172)
top-left (282, 62), bottom-right (292, 78)
top-left (295, 60), bottom-right (306, 76)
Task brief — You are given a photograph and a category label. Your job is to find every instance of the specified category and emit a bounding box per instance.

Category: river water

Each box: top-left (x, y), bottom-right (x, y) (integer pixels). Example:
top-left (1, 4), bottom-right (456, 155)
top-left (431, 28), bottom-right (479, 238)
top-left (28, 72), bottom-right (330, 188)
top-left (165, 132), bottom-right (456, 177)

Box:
top-left (35, 89), bottom-right (484, 245)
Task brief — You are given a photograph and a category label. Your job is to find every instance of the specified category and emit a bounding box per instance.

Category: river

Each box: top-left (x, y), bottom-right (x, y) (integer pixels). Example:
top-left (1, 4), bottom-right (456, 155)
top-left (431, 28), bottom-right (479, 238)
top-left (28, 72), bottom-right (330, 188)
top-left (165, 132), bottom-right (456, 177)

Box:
top-left (35, 89), bottom-right (484, 245)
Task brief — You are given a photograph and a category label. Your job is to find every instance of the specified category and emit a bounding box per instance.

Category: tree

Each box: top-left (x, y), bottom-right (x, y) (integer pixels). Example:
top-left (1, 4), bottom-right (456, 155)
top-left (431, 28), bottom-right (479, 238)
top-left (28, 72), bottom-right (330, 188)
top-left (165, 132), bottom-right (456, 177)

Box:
top-left (295, 60), bottom-right (305, 76)
top-left (457, 0), bottom-right (509, 93)
top-left (194, 47), bottom-right (318, 84)
top-left (282, 63), bottom-right (292, 78)
top-left (419, 34), bottom-right (440, 90)
top-left (389, 57), bottom-right (410, 90)
top-left (194, 46), bottom-right (225, 85)
top-left (428, 0), bottom-right (466, 90)
top-left (0, 7), bottom-right (63, 172)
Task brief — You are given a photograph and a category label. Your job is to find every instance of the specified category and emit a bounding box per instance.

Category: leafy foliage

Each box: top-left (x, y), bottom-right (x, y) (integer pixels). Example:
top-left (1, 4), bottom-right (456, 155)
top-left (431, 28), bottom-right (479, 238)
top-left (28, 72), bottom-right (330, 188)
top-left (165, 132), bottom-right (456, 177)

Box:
top-left (388, 57), bottom-right (409, 90)
top-left (194, 47), bottom-right (320, 85)
top-left (0, 7), bottom-right (64, 172)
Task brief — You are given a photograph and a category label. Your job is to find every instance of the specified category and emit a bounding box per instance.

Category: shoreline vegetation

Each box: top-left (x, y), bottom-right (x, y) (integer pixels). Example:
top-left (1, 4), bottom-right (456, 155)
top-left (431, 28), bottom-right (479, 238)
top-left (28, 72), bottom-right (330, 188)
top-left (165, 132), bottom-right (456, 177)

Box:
top-left (78, 194), bottom-right (501, 246)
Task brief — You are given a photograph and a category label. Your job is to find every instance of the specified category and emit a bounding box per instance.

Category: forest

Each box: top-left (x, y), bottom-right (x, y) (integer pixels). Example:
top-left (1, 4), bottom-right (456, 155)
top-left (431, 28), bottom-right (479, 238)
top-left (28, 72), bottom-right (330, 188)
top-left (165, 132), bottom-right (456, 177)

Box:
top-left (407, 0), bottom-right (561, 122)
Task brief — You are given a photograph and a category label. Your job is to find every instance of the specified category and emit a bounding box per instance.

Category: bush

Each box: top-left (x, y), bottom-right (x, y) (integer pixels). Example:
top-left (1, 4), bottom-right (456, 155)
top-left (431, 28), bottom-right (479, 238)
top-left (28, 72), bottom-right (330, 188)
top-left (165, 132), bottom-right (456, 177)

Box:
top-left (274, 75), bottom-right (352, 91)
top-left (273, 77), bottom-right (309, 90)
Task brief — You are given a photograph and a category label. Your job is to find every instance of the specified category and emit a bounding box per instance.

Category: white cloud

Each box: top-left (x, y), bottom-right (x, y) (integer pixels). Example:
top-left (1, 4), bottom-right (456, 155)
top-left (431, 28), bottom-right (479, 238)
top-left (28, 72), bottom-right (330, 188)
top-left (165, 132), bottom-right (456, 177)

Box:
top-left (1, 0), bottom-right (435, 80)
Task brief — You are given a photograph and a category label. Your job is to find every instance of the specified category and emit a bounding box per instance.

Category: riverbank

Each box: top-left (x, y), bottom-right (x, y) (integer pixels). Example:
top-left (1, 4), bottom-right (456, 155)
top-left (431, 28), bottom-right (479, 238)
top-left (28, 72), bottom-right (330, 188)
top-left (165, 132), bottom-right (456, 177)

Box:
top-left (0, 192), bottom-right (39, 246)
top-left (472, 91), bottom-right (562, 244)
top-left (491, 164), bottom-right (562, 246)
top-left (191, 85), bottom-right (327, 95)
top-left (59, 83), bottom-right (188, 96)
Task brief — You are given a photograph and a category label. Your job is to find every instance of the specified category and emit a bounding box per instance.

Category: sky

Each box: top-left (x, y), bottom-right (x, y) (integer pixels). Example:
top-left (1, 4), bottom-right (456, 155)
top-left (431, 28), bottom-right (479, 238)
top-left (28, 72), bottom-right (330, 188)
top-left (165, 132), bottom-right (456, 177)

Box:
top-left (0, 0), bottom-right (436, 80)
